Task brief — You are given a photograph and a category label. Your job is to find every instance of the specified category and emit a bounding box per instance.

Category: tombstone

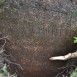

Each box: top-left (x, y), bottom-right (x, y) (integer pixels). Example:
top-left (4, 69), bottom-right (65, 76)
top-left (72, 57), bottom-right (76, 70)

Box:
top-left (0, 0), bottom-right (77, 77)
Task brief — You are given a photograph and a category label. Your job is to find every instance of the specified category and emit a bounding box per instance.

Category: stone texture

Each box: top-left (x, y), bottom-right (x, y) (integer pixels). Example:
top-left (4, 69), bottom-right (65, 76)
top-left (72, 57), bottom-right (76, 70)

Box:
top-left (0, 0), bottom-right (77, 77)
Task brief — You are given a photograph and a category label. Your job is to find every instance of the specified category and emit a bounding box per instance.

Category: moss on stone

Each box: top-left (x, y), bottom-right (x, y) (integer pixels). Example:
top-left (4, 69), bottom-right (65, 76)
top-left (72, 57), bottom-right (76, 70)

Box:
top-left (0, 0), bottom-right (5, 7)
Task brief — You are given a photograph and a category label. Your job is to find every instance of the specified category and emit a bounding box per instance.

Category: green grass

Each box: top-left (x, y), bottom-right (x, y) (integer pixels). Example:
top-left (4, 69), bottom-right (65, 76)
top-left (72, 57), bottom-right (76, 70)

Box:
top-left (0, 64), bottom-right (17, 77)
top-left (70, 67), bottom-right (77, 77)
top-left (73, 37), bottom-right (77, 43)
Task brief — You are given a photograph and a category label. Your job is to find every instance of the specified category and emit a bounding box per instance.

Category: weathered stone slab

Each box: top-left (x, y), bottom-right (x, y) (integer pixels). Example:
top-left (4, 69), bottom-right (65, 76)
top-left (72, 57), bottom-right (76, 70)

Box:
top-left (0, 0), bottom-right (77, 77)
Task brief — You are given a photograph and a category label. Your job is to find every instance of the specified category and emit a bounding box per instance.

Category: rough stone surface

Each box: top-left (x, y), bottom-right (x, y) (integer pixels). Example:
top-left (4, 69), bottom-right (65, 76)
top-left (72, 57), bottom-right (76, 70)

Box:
top-left (0, 0), bottom-right (77, 77)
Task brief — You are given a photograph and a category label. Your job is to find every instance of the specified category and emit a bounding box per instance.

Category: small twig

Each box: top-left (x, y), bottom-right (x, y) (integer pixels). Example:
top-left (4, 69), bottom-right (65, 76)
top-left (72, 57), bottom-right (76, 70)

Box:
top-left (56, 69), bottom-right (66, 77)
top-left (0, 36), bottom-right (11, 54)
top-left (0, 36), bottom-right (23, 72)
top-left (55, 64), bottom-right (77, 77)
top-left (57, 65), bottom-right (77, 70)
top-left (0, 39), bottom-right (6, 54)
top-left (0, 35), bottom-right (10, 40)
top-left (3, 54), bottom-right (16, 61)
top-left (0, 39), bottom-right (6, 50)
top-left (0, 48), bottom-right (5, 54)
top-left (0, 63), bottom-right (4, 65)
top-left (5, 58), bottom-right (23, 70)
top-left (51, 9), bottom-right (68, 15)
top-left (8, 61), bottom-right (23, 70)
